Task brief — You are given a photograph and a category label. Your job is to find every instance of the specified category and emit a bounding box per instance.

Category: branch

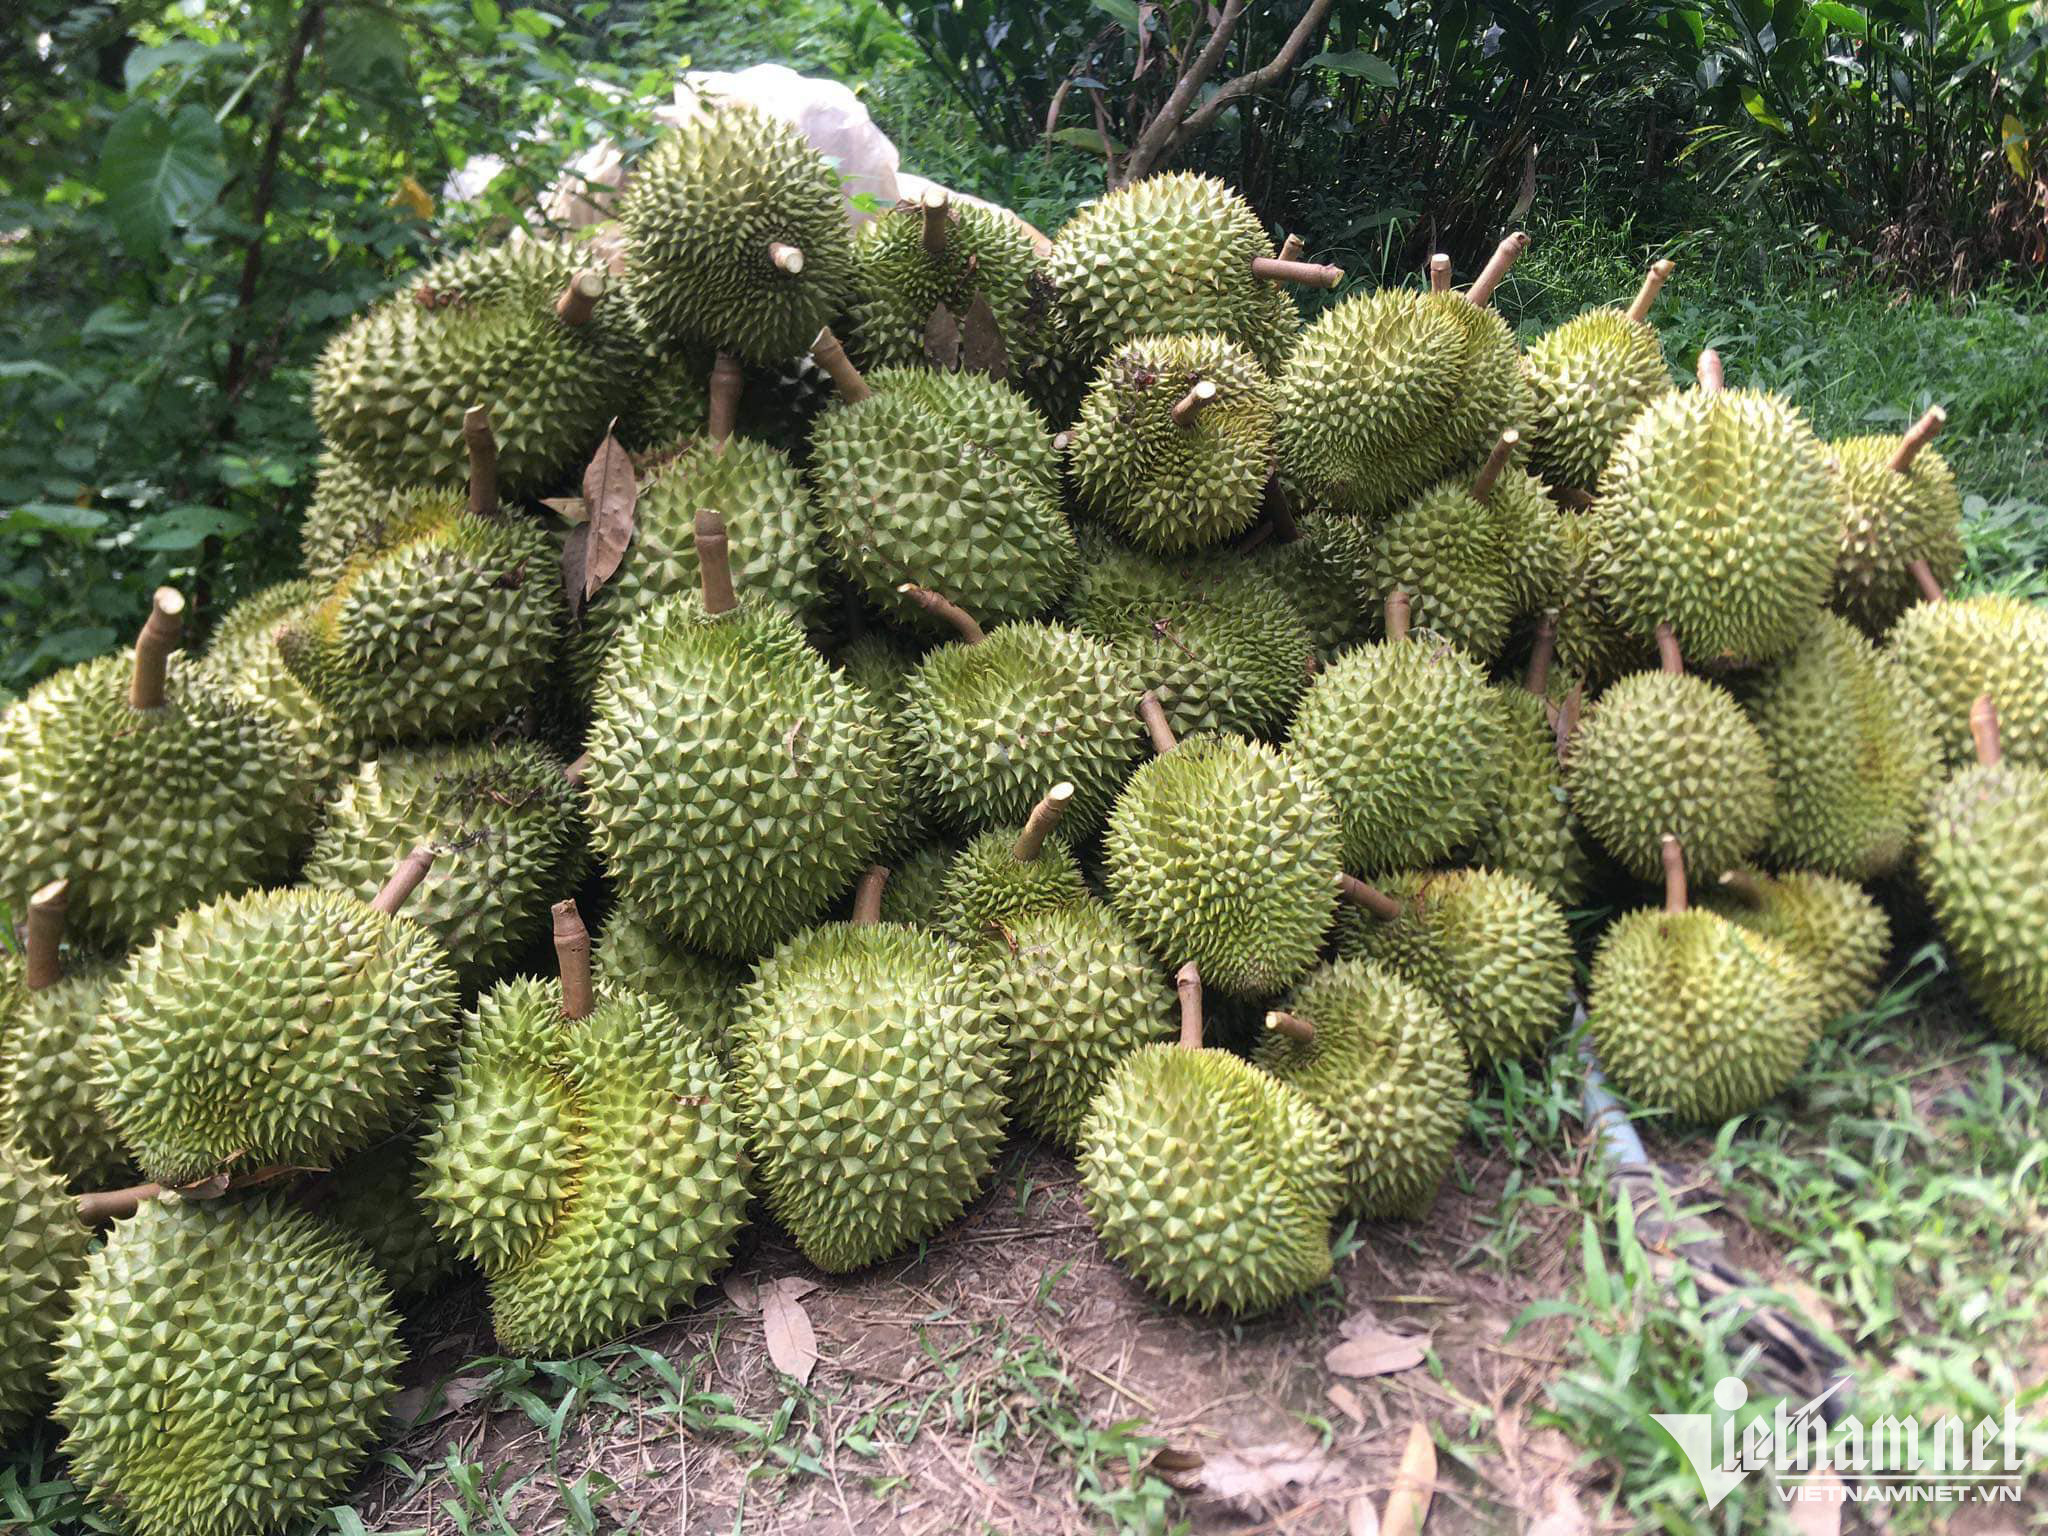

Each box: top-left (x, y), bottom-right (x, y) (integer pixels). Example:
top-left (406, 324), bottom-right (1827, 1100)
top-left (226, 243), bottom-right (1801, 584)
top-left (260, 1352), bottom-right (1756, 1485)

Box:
top-left (1160, 0), bottom-right (1337, 161)
top-left (1121, 0), bottom-right (1250, 182)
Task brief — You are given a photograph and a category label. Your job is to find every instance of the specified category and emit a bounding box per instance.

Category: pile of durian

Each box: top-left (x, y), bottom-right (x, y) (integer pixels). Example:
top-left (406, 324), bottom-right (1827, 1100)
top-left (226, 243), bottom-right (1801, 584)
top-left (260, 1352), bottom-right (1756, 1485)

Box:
top-left (2, 98), bottom-right (2044, 1536)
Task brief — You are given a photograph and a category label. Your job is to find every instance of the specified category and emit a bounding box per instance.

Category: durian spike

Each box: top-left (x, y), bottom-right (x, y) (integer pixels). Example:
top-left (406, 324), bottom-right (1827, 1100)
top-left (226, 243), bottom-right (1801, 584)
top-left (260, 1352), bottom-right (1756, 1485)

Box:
top-left (1250, 254), bottom-right (1344, 289)
top-left (1337, 872), bottom-right (1404, 922)
top-left (1266, 1009), bottom-right (1316, 1044)
top-left (1695, 349), bottom-right (1725, 394)
top-left (1890, 406), bottom-right (1947, 474)
top-left (1171, 379), bottom-right (1218, 428)
top-left (554, 270), bottom-right (607, 326)
top-left (1907, 558), bottom-right (1945, 603)
top-left (1466, 231), bottom-right (1529, 309)
top-left (1661, 834), bottom-right (1689, 915)
top-left (1012, 782), bottom-right (1075, 863)
top-left (768, 241), bottom-right (806, 275)
top-left (563, 751), bottom-right (591, 786)
top-left (1717, 868), bottom-right (1768, 907)
top-left (896, 583), bottom-right (985, 644)
top-left (369, 843), bottom-right (436, 916)
top-left (1175, 961), bottom-right (1204, 1050)
top-left (707, 353), bottom-right (744, 448)
top-left (552, 899), bottom-right (594, 1020)
top-left (129, 586), bottom-right (185, 711)
top-left (1626, 259), bottom-right (1676, 324)
top-left (811, 327), bottom-right (871, 404)
top-left (463, 405), bottom-right (498, 519)
top-left (1471, 429), bottom-right (1520, 504)
top-left (1385, 589), bottom-right (1412, 643)
top-left (696, 508), bottom-right (737, 615)
top-left (1525, 610), bottom-right (1559, 697)
top-left (77, 1182), bottom-right (161, 1224)
top-left (1655, 623), bottom-right (1685, 676)
top-left (1971, 694), bottom-right (2003, 767)
top-left (920, 186), bottom-right (950, 259)
top-left (25, 879), bottom-right (68, 992)
top-left (851, 865), bottom-right (890, 926)
top-left (1279, 232), bottom-right (1305, 262)
top-left (1139, 691), bottom-right (1178, 755)
top-left (1428, 254), bottom-right (1453, 294)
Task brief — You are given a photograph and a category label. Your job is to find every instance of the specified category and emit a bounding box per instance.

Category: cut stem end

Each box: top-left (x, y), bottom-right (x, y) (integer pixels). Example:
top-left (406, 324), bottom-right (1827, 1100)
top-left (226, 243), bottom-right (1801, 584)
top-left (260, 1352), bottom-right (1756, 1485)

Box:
top-left (1011, 783), bottom-right (1075, 863)
top-left (553, 899), bottom-right (594, 1020)
top-left (1175, 962), bottom-right (1203, 1050)
top-left (129, 587), bottom-right (186, 711)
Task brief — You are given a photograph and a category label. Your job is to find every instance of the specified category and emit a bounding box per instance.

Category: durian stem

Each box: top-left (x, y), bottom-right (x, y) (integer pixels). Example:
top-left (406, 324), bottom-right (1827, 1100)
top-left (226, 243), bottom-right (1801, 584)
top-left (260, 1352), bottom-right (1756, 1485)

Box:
top-left (369, 843), bottom-right (436, 916)
top-left (1171, 379), bottom-right (1218, 428)
top-left (1695, 349), bottom-right (1725, 394)
top-left (768, 241), bottom-right (806, 275)
top-left (1175, 961), bottom-right (1204, 1050)
top-left (1428, 254), bottom-right (1453, 293)
top-left (707, 354), bottom-right (744, 448)
top-left (24, 879), bottom-right (67, 993)
top-left (1661, 834), bottom-right (1688, 915)
top-left (1466, 231), bottom-right (1529, 309)
top-left (1139, 691), bottom-right (1178, 755)
top-left (464, 406), bottom-right (499, 519)
top-left (1525, 611), bottom-right (1558, 697)
top-left (1012, 783), bottom-right (1075, 863)
top-left (128, 587), bottom-right (185, 711)
top-left (1470, 429), bottom-right (1520, 504)
top-left (897, 583), bottom-right (984, 644)
top-left (1907, 558), bottom-right (1945, 604)
top-left (1385, 589), bottom-right (1412, 643)
top-left (77, 1182), bottom-right (160, 1224)
top-left (852, 865), bottom-right (890, 925)
top-left (696, 509), bottom-right (738, 615)
top-left (554, 270), bottom-right (607, 326)
top-left (920, 186), bottom-right (950, 259)
top-left (1279, 232), bottom-right (1305, 262)
top-left (1052, 429), bottom-right (1074, 454)
top-left (1655, 623), bottom-right (1685, 676)
top-left (1717, 868), bottom-right (1768, 907)
top-left (1250, 254), bottom-right (1343, 289)
top-left (1338, 872), bottom-right (1403, 922)
top-left (1971, 694), bottom-right (2003, 767)
top-left (1626, 259), bottom-right (1676, 324)
top-left (553, 899), bottom-right (594, 1020)
top-left (1890, 406), bottom-right (1946, 474)
top-left (811, 327), bottom-right (871, 404)
top-left (1266, 1009), bottom-right (1315, 1044)
top-left (563, 751), bottom-right (591, 786)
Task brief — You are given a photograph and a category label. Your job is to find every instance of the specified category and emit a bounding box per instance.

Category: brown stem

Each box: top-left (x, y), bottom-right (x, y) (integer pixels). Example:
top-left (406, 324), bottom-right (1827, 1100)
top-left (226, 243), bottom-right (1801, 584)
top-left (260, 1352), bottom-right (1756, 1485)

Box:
top-left (1661, 834), bottom-right (1688, 915)
top-left (1337, 872), bottom-right (1403, 921)
top-left (1466, 232), bottom-right (1529, 309)
top-left (129, 587), bottom-right (185, 710)
top-left (1971, 695), bottom-right (2003, 767)
top-left (1278, 232), bottom-right (1305, 262)
top-left (1695, 349), bottom-right (1725, 394)
top-left (1717, 868), bottom-right (1768, 907)
top-left (1907, 558), bottom-right (1945, 604)
top-left (811, 327), bottom-right (871, 404)
top-left (563, 751), bottom-right (591, 786)
top-left (464, 406), bottom-right (498, 519)
top-left (25, 880), bottom-right (67, 992)
top-left (851, 866), bottom-right (889, 925)
top-left (1250, 255), bottom-right (1343, 288)
top-left (1175, 961), bottom-right (1204, 1050)
top-left (1890, 406), bottom-right (1946, 474)
top-left (78, 1182), bottom-right (160, 1224)
top-left (1385, 589), bottom-right (1411, 643)
top-left (1139, 691), bottom-right (1178, 755)
top-left (369, 843), bottom-right (436, 916)
top-left (1470, 429), bottom-right (1519, 504)
top-left (553, 899), bottom-right (594, 1020)
top-left (1626, 259), bottom-right (1675, 324)
top-left (696, 508), bottom-right (737, 615)
top-left (920, 186), bottom-right (950, 259)
top-left (1655, 623), bottom-right (1684, 676)
top-left (897, 583), bottom-right (984, 643)
top-left (1011, 783), bottom-right (1075, 862)
top-left (554, 270), bottom-right (606, 326)
top-left (768, 241), bottom-right (806, 275)
top-left (1171, 379), bottom-right (1217, 428)
top-left (707, 354), bottom-right (743, 447)
top-left (1266, 1009), bottom-right (1316, 1044)
top-left (1428, 254), bottom-right (1453, 294)
top-left (1525, 611), bottom-right (1558, 697)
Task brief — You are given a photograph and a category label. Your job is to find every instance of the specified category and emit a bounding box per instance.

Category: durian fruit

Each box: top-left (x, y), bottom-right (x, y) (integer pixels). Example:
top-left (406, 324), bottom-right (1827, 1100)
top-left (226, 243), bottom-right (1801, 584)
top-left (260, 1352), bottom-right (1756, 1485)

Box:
top-left (1710, 868), bottom-right (1890, 1021)
top-left (0, 1139), bottom-right (90, 1437)
top-left (1288, 592), bottom-right (1507, 874)
top-left (591, 909), bottom-right (742, 1056)
top-left (300, 451), bottom-right (442, 583)
top-left (1104, 697), bottom-right (1341, 998)
top-left (938, 784), bottom-right (1091, 943)
top-left (735, 868), bottom-right (1009, 1272)
top-left (1078, 964), bottom-right (1343, 1313)
top-left (619, 100), bottom-right (856, 364)
top-left (1887, 592), bottom-right (2048, 769)
top-left (1585, 836), bottom-right (1826, 1121)
top-left (0, 882), bottom-right (126, 1187)
top-left (320, 1128), bottom-right (461, 1297)
top-left (1522, 260), bottom-right (1676, 491)
top-left (848, 187), bottom-right (1037, 369)
top-left (1066, 538), bottom-right (1312, 741)
top-left (1368, 432), bottom-right (1521, 659)
top-left (95, 847), bottom-right (457, 1187)
top-left (1595, 350), bottom-right (1836, 666)
top-left (1468, 618), bottom-right (1595, 909)
top-left (1253, 506), bottom-right (1378, 660)
top-left (314, 238), bottom-right (641, 492)
top-left (1488, 457), bottom-right (1574, 619)
top-left (836, 630), bottom-right (937, 858)
top-left (1829, 408), bottom-right (1964, 636)
top-left (807, 336), bottom-right (1074, 630)
top-left (1253, 957), bottom-right (1470, 1218)
top-left (1742, 613), bottom-right (1937, 880)
top-left (878, 840), bottom-right (956, 928)
top-left (1553, 510), bottom-right (1655, 689)
top-left (583, 511), bottom-right (899, 958)
top-left (896, 588), bottom-right (1140, 836)
top-left (422, 904), bottom-right (751, 1354)
top-left (53, 1195), bottom-right (403, 1536)
top-left (615, 338), bottom-right (712, 454)
top-left (1042, 173), bottom-right (1319, 371)
top-left (199, 579), bottom-right (364, 788)
top-left (987, 899), bottom-right (1177, 1147)
top-left (1333, 867), bottom-right (1572, 1067)
top-left (304, 741), bottom-right (587, 991)
top-left (1565, 630), bottom-right (1777, 883)
top-left (0, 589), bottom-right (310, 949)
top-left (1919, 699), bottom-right (2048, 1052)
top-left (1066, 333), bottom-right (1277, 552)
top-left (1010, 266), bottom-right (1093, 429)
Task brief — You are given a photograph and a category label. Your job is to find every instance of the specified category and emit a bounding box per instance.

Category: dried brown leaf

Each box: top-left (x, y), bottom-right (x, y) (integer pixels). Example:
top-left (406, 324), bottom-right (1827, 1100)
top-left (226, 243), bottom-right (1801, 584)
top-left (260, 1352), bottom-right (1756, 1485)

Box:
top-left (721, 1271), bottom-right (761, 1313)
top-left (1382, 1421), bottom-right (1436, 1536)
top-left (559, 523), bottom-right (590, 621)
top-left (1347, 1494), bottom-right (1382, 1536)
top-left (1325, 1331), bottom-right (1428, 1379)
top-left (761, 1283), bottom-right (818, 1387)
top-left (580, 422), bottom-right (636, 601)
top-left (923, 302), bottom-right (963, 371)
top-left (1326, 1382), bottom-right (1367, 1428)
top-left (540, 495), bottom-right (589, 525)
top-left (1194, 1441), bottom-right (1339, 1515)
top-left (960, 291), bottom-right (1009, 380)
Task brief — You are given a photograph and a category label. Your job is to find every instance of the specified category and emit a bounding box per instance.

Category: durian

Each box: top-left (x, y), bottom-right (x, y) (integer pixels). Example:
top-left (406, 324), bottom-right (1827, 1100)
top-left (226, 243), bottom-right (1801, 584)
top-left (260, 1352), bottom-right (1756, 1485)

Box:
top-left (321, 1128), bottom-right (461, 1297)
top-left (0, 1139), bottom-right (89, 1437)
top-left (199, 579), bottom-right (363, 787)
top-left (591, 909), bottom-right (742, 1056)
top-left (938, 784), bottom-right (1090, 943)
top-left (1828, 408), bottom-right (1963, 636)
top-left (1710, 868), bottom-right (1890, 1021)
top-left (1522, 261), bottom-right (1675, 490)
top-left (1887, 592), bottom-right (2048, 769)
top-left (877, 839), bottom-right (957, 928)
top-left (1368, 433), bottom-right (1521, 659)
top-left (1468, 619), bottom-right (1595, 909)
top-left (0, 881), bottom-right (126, 1187)
top-left (300, 450), bottom-right (438, 583)
top-left (1252, 506), bottom-right (1378, 660)
top-left (849, 187), bottom-right (1037, 369)
top-left (1553, 510), bottom-right (1654, 689)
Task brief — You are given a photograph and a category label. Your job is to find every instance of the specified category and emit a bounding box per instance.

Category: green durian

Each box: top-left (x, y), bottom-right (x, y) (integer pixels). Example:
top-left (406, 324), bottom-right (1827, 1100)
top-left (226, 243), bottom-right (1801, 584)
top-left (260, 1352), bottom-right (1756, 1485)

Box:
top-left (199, 579), bottom-right (363, 788)
top-left (1369, 479), bottom-right (1516, 661)
top-left (1553, 511), bottom-right (1654, 690)
top-left (938, 792), bottom-right (1091, 943)
top-left (1489, 464), bottom-right (1573, 617)
top-left (615, 341), bottom-right (712, 454)
top-left (591, 909), bottom-right (742, 1055)
top-left (1010, 265), bottom-right (1093, 429)
top-left (849, 191), bottom-right (1037, 369)
top-left (835, 631), bottom-right (938, 859)
top-left (0, 1141), bottom-right (90, 1438)
top-left (877, 840), bottom-right (957, 929)
top-left (1709, 869), bottom-right (1891, 1021)
top-left (300, 450), bottom-right (440, 583)
top-left (1253, 508), bottom-right (1378, 660)
top-left (1887, 594), bottom-right (2048, 770)
top-left (1828, 417), bottom-right (1963, 637)
top-left (321, 1128), bottom-right (462, 1297)
top-left (1522, 276), bottom-right (1674, 491)
top-left (0, 886), bottom-right (125, 1188)
top-left (1469, 653), bottom-right (1595, 909)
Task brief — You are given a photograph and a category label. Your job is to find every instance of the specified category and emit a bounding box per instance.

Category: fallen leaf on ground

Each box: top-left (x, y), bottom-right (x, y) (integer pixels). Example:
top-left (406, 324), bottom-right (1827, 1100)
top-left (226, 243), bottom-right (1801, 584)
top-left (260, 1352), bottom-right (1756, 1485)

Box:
top-left (1327, 1382), bottom-right (1367, 1428)
top-left (1326, 1331), bottom-right (1428, 1379)
top-left (390, 1368), bottom-right (496, 1429)
top-left (1525, 1481), bottom-right (1591, 1536)
top-left (1194, 1440), bottom-right (1341, 1515)
top-left (1347, 1493), bottom-right (1382, 1535)
top-left (762, 1282), bottom-right (818, 1387)
top-left (1382, 1421), bottom-right (1436, 1536)
top-left (722, 1272), bottom-right (760, 1312)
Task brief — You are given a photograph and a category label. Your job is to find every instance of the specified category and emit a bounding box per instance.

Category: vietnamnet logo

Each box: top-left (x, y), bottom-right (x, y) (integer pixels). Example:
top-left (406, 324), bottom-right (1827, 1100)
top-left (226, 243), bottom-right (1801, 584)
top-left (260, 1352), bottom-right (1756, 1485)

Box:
top-left (1653, 1377), bottom-right (2029, 1510)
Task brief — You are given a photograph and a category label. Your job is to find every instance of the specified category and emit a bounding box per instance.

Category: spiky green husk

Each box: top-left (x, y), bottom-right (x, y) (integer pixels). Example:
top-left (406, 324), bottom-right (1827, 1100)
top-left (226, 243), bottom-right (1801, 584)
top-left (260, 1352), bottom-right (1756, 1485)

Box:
top-left (1254, 510), bottom-right (1378, 660)
top-left (1554, 512), bottom-right (1653, 689)
top-left (1079, 1045), bottom-right (1341, 1313)
top-left (1523, 307), bottom-right (1671, 490)
top-left (1586, 908), bottom-right (1825, 1121)
top-left (1332, 869), bottom-right (1572, 1067)
top-left (0, 655), bottom-right (309, 950)
top-left (1566, 671), bottom-right (1776, 883)
top-left (616, 343), bottom-right (712, 454)
top-left (1888, 595), bottom-right (2048, 770)
top-left (849, 197), bottom-right (1037, 369)
top-left (1596, 388), bottom-right (1836, 665)
top-left (314, 239), bottom-right (642, 493)
top-left (304, 743), bottom-right (588, 991)
top-left (322, 1130), bottom-right (461, 1297)
top-left (619, 103), bottom-right (856, 364)
top-left (53, 1197), bottom-right (402, 1536)
top-left (585, 595), bottom-right (898, 958)
top-left (1708, 870), bottom-right (1890, 1021)
top-left (736, 923), bottom-right (1008, 1272)
top-left (1468, 686), bottom-right (1594, 909)
top-left (1920, 759), bottom-right (2048, 1052)
top-left (1105, 735), bottom-right (1340, 998)
top-left (836, 632), bottom-right (937, 859)
top-left (591, 911), bottom-right (742, 1055)
top-left (1744, 614), bottom-right (1937, 880)
top-left (1369, 483), bottom-right (1515, 660)
top-left (1068, 334), bottom-right (1276, 552)
top-left (1067, 543), bottom-right (1311, 741)
top-left (939, 830), bottom-right (1089, 944)
top-left (809, 368), bottom-right (1072, 630)
top-left (1828, 436), bottom-right (1963, 636)
top-left (97, 888), bottom-right (456, 1186)
top-left (1254, 959), bottom-right (1470, 1217)
top-left (1043, 174), bottom-right (1299, 370)
top-left (1490, 467), bottom-right (1571, 616)
top-left (301, 457), bottom-right (458, 584)
top-left (278, 504), bottom-right (564, 745)
top-left (879, 842), bottom-right (957, 929)
top-left (0, 960), bottom-right (126, 1188)
top-left (200, 579), bottom-right (363, 788)
top-left (0, 1144), bottom-right (89, 1437)
top-left (1289, 633), bottom-right (1506, 874)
